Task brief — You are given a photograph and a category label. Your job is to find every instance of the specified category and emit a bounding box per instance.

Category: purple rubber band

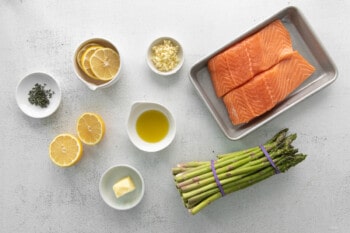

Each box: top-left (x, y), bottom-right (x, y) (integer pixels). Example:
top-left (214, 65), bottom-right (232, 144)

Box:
top-left (211, 160), bottom-right (225, 196)
top-left (259, 144), bottom-right (280, 174)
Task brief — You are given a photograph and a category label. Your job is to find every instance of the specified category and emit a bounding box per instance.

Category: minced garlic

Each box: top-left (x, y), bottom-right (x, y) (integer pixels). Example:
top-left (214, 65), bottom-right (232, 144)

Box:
top-left (151, 39), bottom-right (180, 72)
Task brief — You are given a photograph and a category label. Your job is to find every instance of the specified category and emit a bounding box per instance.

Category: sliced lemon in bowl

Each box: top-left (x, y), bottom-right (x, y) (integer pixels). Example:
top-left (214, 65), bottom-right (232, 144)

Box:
top-left (76, 43), bottom-right (100, 69)
top-left (80, 45), bottom-right (104, 80)
top-left (49, 133), bottom-right (83, 167)
top-left (90, 48), bottom-right (120, 81)
top-left (77, 112), bottom-right (106, 145)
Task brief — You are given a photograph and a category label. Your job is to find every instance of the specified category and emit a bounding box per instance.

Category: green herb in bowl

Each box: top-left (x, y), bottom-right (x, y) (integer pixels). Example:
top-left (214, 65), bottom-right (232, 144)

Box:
top-left (28, 83), bottom-right (55, 108)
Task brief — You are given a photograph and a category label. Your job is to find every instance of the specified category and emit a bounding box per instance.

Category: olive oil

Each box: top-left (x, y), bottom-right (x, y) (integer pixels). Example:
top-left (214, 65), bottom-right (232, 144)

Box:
top-left (136, 110), bottom-right (169, 143)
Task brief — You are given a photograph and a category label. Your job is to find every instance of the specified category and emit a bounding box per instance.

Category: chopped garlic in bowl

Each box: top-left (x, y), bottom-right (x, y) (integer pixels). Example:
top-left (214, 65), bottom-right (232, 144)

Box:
top-left (151, 39), bottom-right (180, 72)
top-left (147, 37), bottom-right (184, 76)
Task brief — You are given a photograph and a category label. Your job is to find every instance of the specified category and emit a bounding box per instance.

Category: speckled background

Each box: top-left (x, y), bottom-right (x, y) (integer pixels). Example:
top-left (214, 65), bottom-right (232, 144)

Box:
top-left (1, 0), bottom-right (349, 232)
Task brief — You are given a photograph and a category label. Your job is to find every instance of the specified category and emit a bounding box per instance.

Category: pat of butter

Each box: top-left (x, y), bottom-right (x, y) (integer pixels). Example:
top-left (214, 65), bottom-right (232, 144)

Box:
top-left (113, 176), bottom-right (136, 198)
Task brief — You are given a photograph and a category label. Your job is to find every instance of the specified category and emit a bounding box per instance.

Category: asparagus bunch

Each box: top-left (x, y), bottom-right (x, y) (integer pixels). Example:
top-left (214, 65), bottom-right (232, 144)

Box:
top-left (172, 129), bottom-right (306, 215)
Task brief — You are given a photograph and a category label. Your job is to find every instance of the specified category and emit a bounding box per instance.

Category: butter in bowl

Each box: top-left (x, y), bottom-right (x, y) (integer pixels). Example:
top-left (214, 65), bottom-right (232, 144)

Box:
top-left (99, 164), bottom-right (144, 210)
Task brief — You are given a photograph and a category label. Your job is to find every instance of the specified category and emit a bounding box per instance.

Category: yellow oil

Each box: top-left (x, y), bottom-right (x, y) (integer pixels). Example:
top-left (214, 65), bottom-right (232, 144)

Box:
top-left (136, 110), bottom-right (169, 143)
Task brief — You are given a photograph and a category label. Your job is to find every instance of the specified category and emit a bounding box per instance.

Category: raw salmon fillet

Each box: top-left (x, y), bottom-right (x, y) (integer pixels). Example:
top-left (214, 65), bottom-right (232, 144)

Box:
top-left (208, 20), bottom-right (293, 97)
top-left (223, 51), bottom-right (315, 125)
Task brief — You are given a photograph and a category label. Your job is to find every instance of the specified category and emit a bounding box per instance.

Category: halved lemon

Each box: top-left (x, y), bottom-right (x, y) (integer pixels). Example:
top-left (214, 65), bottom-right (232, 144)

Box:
top-left (80, 45), bottom-right (103, 79)
top-left (49, 134), bottom-right (83, 167)
top-left (90, 48), bottom-right (120, 81)
top-left (77, 112), bottom-right (105, 145)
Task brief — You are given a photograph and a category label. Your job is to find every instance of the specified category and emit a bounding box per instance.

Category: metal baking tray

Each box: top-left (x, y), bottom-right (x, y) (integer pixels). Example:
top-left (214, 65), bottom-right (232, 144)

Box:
top-left (189, 6), bottom-right (337, 140)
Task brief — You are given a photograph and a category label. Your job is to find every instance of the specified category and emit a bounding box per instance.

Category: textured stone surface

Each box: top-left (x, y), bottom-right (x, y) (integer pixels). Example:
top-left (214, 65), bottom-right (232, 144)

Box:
top-left (1, 0), bottom-right (349, 232)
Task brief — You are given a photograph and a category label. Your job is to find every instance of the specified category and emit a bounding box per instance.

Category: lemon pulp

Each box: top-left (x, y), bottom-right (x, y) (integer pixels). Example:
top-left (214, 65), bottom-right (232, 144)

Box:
top-left (136, 110), bottom-right (169, 143)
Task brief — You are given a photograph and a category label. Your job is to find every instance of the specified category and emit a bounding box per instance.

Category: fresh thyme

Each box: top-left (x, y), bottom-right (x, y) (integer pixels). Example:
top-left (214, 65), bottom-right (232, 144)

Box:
top-left (28, 83), bottom-right (55, 108)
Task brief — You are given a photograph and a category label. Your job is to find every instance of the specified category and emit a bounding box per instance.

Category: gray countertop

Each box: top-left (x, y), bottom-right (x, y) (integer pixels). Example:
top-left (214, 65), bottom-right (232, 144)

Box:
top-left (1, 0), bottom-right (349, 232)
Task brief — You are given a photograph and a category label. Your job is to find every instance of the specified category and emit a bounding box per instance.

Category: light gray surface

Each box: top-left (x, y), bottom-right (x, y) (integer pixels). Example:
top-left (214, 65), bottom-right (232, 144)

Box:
top-left (1, 0), bottom-right (349, 232)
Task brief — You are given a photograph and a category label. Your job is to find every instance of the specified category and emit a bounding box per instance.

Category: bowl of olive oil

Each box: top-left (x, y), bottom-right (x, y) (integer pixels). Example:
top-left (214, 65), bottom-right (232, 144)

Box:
top-left (127, 102), bottom-right (176, 152)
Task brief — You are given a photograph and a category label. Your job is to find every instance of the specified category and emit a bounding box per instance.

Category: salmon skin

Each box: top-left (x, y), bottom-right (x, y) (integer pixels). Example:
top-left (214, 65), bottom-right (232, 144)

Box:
top-left (208, 20), bottom-right (293, 98)
top-left (223, 51), bottom-right (315, 125)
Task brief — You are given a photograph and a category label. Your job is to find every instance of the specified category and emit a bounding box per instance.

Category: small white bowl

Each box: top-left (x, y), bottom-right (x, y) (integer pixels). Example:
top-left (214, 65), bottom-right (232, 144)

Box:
top-left (73, 38), bottom-right (122, 91)
top-left (16, 72), bottom-right (62, 118)
top-left (146, 36), bottom-right (184, 76)
top-left (99, 164), bottom-right (145, 210)
top-left (127, 102), bottom-right (176, 152)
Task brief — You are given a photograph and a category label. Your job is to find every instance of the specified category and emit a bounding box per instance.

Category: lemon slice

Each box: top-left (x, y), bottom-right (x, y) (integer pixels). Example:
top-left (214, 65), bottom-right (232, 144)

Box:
top-left (76, 43), bottom-right (100, 69)
top-left (90, 48), bottom-right (120, 81)
top-left (49, 134), bottom-right (83, 167)
top-left (80, 45), bottom-right (103, 79)
top-left (77, 112), bottom-right (106, 145)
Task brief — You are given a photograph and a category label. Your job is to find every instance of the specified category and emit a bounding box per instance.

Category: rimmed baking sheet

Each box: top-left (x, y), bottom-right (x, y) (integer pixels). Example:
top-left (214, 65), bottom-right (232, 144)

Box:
top-left (189, 6), bottom-right (337, 140)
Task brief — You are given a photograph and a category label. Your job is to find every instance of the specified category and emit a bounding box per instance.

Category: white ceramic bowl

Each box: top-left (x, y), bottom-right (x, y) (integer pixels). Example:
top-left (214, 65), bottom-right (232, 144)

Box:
top-left (16, 72), bottom-right (62, 118)
top-left (146, 36), bottom-right (184, 76)
top-left (99, 164), bottom-right (145, 210)
top-left (127, 102), bottom-right (176, 152)
top-left (73, 38), bottom-right (122, 90)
